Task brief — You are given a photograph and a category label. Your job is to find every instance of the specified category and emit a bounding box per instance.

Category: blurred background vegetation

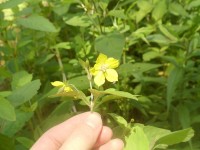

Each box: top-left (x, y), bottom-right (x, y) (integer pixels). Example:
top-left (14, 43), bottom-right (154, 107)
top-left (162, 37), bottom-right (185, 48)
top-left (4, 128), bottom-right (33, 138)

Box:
top-left (0, 0), bottom-right (200, 149)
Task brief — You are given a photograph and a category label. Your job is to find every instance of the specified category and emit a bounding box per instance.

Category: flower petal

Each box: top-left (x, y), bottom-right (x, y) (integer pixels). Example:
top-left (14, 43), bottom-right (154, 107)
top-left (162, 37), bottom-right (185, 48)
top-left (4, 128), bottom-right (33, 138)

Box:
top-left (94, 71), bottom-right (105, 86)
top-left (93, 63), bottom-right (102, 71)
top-left (105, 69), bottom-right (118, 82)
top-left (64, 86), bottom-right (73, 92)
top-left (90, 67), bottom-right (97, 75)
top-left (96, 53), bottom-right (107, 64)
top-left (51, 81), bottom-right (65, 87)
top-left (106, 58), bottom-right (119, 69)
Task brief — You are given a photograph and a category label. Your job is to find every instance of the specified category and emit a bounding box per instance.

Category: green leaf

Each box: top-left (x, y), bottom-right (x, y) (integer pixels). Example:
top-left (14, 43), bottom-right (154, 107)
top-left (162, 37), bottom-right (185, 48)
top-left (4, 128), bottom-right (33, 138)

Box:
top-left (0, 96), bottom-right (16, 121)
top-left (104, 88), bottom-right (138, 100)
top-left (135, 0), bottom-right (153, 23)
top-left (147, 34), bottom-right (174, 44)
top-left (158, 24), bottom-right (178, 42)
top-left (0, 0), bottom-right (25, 9)
top-left (95, 33), bottom-right (125, 59)
top-left (94, 95), bottom-right (120, 109)
top-left (50, 88), bottom-right (90, 106)
top-left (143, 51), bottom-right (161, 61)
top-left (51, 42), bottom-right (71, 50)
top-left (36, 54), bottom-right (55, 65)
top-left (2, 109), bottom-right (33, 136)
top-left (167, 67), bottom-right (183, 111)
top-left (17, 15), bottom-right (58, 32)
top-left (0, 91), bottom-right (12, 97)
top-left (125, 126), bottom-right (149, 150)
top-left (118, 63), bottom-right (161, 76)
top-left (187, 0), bottom-right (200, 10)
top-left (16, 137), bottom-right (34, 149)
top-left (68, 76), bottom-right (90, 90)
top-left (11, 71), bottom-right (33, 90)
top-left (143, 126), bottom-right (171, 150)
top-left (40, 101), bottom-right (75, 131)
top-left (169, 2), bottom-right (188, 17)
top-left (152, 0), bottom-right (167, 21)
top-left (108, 113), bottom-right (128, 128)
top-left (90, 88), bottom-right (138, 101)
top-left (108, 9), bottom-right (127, 19)
top-left (155, 128), bottom-right (194, 146)
top-left (63, 14), bottom-right (92, 27)
top-left (177, 104), bottom-right (190, 128)
top-left (7, 79), bottom-right (41, 107)
top-left (0, 133), bottom-right (14, 150)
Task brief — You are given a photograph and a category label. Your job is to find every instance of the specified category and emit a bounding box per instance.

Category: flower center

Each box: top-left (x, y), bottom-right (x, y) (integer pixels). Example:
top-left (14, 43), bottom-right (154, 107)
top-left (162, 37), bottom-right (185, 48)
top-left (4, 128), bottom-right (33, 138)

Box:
top-left (101, 64), bottom-right (107, 72)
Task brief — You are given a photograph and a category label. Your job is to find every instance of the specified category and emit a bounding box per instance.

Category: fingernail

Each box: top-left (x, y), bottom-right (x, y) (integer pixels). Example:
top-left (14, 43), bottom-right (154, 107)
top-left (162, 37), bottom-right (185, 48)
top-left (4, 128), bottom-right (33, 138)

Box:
top-left (85, 113), bottom-right (102, 129)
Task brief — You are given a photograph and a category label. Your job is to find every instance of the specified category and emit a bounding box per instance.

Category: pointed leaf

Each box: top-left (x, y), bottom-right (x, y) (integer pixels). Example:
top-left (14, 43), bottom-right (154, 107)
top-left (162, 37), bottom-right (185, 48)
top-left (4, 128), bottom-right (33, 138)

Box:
top-left (108, 113), bottom-right (128, 128)
top-left (0, 97), bottom-right (16, 121)
top-left (152, 0), bottom-right (167, 21)
top-left (2, 110), bottom-right (33, 136)
top-left (7, 80), bottom-right (41, 107)
top-left (11, 71), bottom-right (33, 90)
top-left (167, 67), bottom-right (183, 111)
top-left (125, 126), bottom-right (149, 150)
top-left (17, 15), bottom-right (58, 32)
top-left (155, 128), bottom-right (194, 146)
top-left (177, 105), bottom-right (190, 128)
top-left (95, 33), bottom-right (125, 59)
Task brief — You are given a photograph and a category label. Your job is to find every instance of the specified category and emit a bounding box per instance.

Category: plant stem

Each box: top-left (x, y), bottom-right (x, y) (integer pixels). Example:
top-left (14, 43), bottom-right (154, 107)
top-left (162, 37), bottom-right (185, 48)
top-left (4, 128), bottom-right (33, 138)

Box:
top-left (54, 49), bottom-right (77, 112)
top-left (85, 63), bottom-right (94, 112)
top-left (91, 0), bottom-right (103, 34)
top-left (55, 49), bottom-right (67, 82)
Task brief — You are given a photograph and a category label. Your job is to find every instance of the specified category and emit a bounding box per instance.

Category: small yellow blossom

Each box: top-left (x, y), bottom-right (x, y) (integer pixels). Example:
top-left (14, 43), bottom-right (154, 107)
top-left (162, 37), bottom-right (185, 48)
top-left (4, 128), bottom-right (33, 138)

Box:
top-left (90, 53), bottom-right (119, 86)
top-left (18, 2), bottom-right (28, 11)
top-left (2, 8), bottom-right (14, 21)
top-left (0, 0), bottom-right (8, 4)
top-left (51, 81), bottom-right (73, 92)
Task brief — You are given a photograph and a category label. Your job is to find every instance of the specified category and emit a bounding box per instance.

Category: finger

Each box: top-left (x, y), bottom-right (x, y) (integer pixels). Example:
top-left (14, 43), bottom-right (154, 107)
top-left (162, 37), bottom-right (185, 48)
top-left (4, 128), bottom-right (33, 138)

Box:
top-left (94, 126), bottom-right (113, 148)
top-left (59, 112), bottom-right (102, 150)
top-left (31, 112), bottom-right (92, 150)
top-left (96, 139), bottom-right (124, 150)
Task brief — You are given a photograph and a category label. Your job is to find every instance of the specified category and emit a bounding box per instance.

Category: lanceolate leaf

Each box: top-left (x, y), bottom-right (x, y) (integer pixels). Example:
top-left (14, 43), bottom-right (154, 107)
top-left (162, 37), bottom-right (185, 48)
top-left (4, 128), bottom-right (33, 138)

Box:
top-left (125, 126), bottom-right (150, 150)
top-left (90, 88), bottom-right (138, 101)
top-left (108, 113), bottom-right (128, 128)
top-left (167, 67), bottom-right (183, 111)
top-left (155, 128), bottom-right (194, 146)
top-left (50, 89), bottom-right (90, 106)
top-left (95, 33), bottom-right (125, 59)
top-left (17, 15), bottom-right (58, 32)
top-left (0, 97), bottom-right (16, 121)
top-left (7, 80), bottom-right (41, 107)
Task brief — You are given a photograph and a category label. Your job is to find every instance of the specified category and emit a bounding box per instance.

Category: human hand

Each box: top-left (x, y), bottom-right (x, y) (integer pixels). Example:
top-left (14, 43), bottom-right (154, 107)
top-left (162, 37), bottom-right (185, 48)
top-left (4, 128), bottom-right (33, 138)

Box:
top-left (31, 112), bottom-right (124, 150)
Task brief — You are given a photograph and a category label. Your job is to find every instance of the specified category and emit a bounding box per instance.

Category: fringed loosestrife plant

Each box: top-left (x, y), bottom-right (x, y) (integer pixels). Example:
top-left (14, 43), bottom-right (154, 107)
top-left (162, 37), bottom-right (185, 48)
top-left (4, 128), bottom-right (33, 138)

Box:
top-left (51, 53), bottom-right (137, 111)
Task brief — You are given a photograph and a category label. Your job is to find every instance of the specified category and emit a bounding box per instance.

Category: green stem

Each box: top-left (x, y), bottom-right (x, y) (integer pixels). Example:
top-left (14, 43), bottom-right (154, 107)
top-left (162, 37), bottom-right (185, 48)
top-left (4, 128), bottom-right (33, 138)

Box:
top-left (86, 66), bottom-right (94, 112)
top-left (91, 0), bottom-right (103, 34)
top-left (54, 49), bottom-right (77, 112)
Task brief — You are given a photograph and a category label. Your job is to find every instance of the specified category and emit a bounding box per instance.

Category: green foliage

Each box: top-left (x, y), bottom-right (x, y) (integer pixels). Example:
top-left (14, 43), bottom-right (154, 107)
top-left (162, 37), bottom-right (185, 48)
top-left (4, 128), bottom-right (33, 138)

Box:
top-left (0, 96), bottom-right (15, 121)
top-left (1, 0), bottom-right (200, 149)
top-left (17, 15), bottom-right (58, 32)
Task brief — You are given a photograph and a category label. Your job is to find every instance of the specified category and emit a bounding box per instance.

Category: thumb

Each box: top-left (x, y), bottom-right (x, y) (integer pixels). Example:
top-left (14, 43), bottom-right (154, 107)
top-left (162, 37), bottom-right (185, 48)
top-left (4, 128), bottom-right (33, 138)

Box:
top-left (59, 112), bottom-right (102, 150)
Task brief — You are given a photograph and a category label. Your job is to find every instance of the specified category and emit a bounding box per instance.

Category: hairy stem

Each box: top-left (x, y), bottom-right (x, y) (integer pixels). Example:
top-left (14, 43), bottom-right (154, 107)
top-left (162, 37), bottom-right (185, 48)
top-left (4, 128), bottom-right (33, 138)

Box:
top-left (55, 49), bottom-right (77, 112)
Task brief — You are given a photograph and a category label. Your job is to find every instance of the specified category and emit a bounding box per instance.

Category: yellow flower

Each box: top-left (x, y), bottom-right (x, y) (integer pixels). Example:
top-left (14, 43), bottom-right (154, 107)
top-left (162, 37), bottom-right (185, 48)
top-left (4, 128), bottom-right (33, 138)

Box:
top-left (2, 8), bottom-right (14, 21)
top-left (90, 53), bottom-right (119, 86)
top-left (51, 81), bottom-right (73, 92)
top-left (18, 2), bottom-right (28, 11)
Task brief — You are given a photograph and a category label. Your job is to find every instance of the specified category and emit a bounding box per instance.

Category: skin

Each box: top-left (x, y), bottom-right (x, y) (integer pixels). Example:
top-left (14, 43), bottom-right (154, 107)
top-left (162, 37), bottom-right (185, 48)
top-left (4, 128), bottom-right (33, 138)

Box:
top-left (31, 112), bottom-right (124, 150)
